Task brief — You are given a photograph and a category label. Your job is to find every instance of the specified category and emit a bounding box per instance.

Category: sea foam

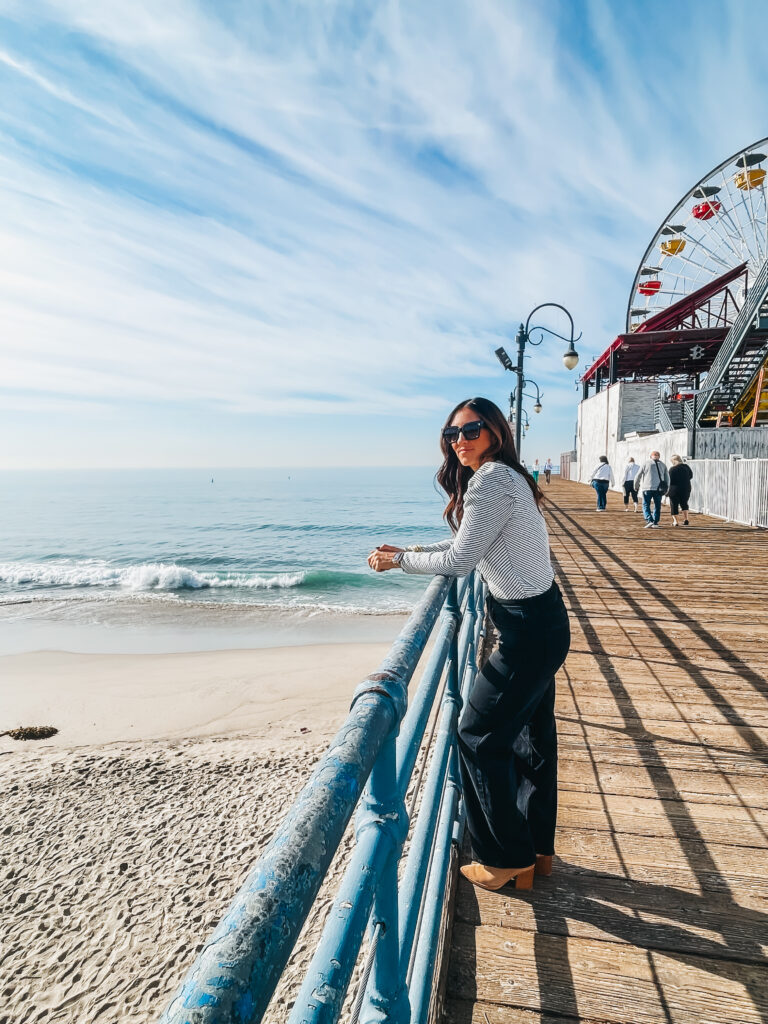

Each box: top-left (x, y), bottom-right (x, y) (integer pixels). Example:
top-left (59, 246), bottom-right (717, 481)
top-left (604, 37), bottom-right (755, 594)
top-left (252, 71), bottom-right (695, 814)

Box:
top-left (0, 561), bottom-right (306, 592)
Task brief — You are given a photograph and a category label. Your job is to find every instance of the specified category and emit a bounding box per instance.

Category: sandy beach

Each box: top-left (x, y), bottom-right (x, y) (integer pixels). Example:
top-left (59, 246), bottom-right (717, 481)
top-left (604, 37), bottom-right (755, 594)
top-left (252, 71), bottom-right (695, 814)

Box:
top-left (1, 643), bottom-right (395, 748)
top-left (1, 640), bottom-right (398, 1023)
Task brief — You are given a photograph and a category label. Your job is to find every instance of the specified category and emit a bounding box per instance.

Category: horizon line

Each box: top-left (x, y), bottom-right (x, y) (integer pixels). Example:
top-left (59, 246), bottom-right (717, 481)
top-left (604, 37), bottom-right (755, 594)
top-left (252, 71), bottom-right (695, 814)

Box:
top-left (0, 463), bottom-right (445, 472)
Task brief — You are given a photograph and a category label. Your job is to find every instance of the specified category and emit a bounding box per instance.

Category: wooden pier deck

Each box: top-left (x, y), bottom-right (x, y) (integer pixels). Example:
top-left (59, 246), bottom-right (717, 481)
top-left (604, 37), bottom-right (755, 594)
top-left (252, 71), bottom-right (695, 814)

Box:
top-left (443, 478), bottom-right (768, 1024)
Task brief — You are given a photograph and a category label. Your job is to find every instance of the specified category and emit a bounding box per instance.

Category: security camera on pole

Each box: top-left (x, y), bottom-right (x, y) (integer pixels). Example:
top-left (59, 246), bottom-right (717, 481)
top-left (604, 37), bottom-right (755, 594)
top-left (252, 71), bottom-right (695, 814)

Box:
top-left (495, 303), bottom-right (581, 455)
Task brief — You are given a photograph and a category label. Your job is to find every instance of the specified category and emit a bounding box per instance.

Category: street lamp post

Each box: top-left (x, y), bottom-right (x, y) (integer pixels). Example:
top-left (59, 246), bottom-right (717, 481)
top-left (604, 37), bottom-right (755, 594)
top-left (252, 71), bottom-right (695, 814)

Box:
top-left (525, 379), bottom-right (543, 415)
top-left (495, 302), bottom-right (580, 455)
top-left (508, 392), bottom-right (535, 435)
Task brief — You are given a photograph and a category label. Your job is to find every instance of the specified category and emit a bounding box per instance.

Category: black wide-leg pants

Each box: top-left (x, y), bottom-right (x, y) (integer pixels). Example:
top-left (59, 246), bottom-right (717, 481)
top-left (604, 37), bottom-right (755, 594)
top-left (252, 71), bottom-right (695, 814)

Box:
top-left (623, 481), bottom-right (638, 505)
top-left (457, 582), bottom-right (570, 869)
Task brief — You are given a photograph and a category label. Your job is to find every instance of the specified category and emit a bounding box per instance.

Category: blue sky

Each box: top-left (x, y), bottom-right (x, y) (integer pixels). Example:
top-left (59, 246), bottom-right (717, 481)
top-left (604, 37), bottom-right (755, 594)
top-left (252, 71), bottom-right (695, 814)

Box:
top-left (2, 0), bottom-right (768, 468)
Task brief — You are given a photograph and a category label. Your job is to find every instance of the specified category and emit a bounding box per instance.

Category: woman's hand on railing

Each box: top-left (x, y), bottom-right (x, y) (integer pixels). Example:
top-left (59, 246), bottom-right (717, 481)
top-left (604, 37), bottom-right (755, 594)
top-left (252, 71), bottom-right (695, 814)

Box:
top-left (368, 544), bottom-right (404, 572)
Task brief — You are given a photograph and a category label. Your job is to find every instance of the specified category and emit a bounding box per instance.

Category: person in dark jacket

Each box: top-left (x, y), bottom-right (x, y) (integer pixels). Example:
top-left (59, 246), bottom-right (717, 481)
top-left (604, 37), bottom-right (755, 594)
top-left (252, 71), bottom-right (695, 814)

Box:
top-left (668, 454), bottom-right (693, 526)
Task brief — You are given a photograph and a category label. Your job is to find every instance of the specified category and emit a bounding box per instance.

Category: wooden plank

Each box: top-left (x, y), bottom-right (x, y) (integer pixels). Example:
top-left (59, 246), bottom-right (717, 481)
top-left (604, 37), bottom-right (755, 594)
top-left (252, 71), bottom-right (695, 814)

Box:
top-left (533, 846), bottom-right (768, 905)
top-left (557, 737), bottom-right (768, 772)
top-left (554, 670), bottom-right (768, 704)
top-left (553, 789), bottom-right (768, 848)
top-left (555, 718), bottom-right (768, 753)
top-left (555, 717), bottom-right (768, 746)
top-left (555, 693), bottom-right (768, 727)
top-left (444, 998), bottom-right (588, 1024)
top-left (454, 870), bottom-right (768, 962)
top-left (559, 788), bottom-right (768, 826)
top-left (557, 758), bottom-right (768, 806)
top-left (556, 740), bottom-right (768, 775)
top-left (563, 628), bottom-right (768, 655)
top-left (548, 828), bottom-right (768, 892)
top-left (447, 922), bottom-right (768, 1024)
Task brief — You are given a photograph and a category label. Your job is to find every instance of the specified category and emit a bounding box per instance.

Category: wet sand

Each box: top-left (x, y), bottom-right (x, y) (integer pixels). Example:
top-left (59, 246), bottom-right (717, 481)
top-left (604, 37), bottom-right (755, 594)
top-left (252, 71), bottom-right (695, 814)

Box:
top-left (1, 642), bottom-right (393, 1022)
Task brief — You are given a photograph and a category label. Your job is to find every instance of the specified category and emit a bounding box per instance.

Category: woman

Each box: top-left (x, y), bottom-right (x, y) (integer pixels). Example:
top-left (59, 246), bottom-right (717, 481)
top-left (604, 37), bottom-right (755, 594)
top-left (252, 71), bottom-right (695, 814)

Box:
top-left (589, 455), bottom-right (614, 511)
top-left (622, 457), bottom-right (640, 512)
top-left (668, 454), bottom-right (693, 526)
top-left (368, 398), bottom-right (570, 892)
top-left (532, 459), bottom-right (540, 484)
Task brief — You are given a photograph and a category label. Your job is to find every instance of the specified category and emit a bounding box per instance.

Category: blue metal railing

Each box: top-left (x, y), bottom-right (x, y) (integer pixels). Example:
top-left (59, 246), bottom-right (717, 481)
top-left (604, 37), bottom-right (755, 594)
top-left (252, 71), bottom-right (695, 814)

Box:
top-left (158, 572), bottom-right (485, 1024)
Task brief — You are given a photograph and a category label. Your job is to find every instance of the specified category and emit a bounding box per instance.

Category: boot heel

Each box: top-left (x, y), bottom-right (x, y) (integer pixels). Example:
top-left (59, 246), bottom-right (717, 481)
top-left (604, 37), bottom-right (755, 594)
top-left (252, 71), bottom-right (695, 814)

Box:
top-left (460, 861), bottom-right (536, 891)
top-left (535, 855), bottom-right (553, 877)
top-left (514, 866), bottom-right (535, 889)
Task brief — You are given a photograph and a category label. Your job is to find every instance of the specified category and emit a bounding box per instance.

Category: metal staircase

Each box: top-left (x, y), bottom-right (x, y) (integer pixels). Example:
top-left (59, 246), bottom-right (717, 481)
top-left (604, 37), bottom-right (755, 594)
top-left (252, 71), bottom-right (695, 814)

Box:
top-left (732, 357), bottom-right (768, 426)
top-left (697, 258), bottom-right (768, 424)
top-left (654, 397), bottom-right (684, 432)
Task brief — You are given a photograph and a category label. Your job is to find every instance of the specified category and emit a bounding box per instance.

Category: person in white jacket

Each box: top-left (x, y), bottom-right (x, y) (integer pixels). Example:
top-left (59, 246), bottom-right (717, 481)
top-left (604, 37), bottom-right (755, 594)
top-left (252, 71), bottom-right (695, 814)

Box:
top-left (589, 456), bottom-right (614, 511)
top-left (622, 457), bottom-right (641, 512)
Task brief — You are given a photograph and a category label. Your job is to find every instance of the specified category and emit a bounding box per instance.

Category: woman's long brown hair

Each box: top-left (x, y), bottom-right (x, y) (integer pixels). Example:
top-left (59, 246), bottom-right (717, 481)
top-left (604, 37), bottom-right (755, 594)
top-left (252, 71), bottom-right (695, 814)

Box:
top-left (437, 397), bottom-right (543, 531)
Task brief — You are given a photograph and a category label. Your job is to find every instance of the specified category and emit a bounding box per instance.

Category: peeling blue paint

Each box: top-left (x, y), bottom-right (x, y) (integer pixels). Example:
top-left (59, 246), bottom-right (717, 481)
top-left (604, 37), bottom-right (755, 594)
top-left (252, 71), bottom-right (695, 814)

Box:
top-left (157, 574), bottom-right (484, 1024)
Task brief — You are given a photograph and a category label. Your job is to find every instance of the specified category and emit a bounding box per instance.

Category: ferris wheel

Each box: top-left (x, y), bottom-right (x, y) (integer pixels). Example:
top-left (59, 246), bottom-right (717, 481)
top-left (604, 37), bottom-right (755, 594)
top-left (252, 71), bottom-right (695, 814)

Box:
top-left (627, 137), bottom-right (768, 331)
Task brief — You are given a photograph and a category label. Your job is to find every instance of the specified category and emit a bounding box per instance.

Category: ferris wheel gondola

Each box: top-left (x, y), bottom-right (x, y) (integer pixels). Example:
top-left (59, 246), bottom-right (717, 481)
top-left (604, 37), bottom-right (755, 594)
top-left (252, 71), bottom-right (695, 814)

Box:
top-left (627, 137), bottom-right (768, 331)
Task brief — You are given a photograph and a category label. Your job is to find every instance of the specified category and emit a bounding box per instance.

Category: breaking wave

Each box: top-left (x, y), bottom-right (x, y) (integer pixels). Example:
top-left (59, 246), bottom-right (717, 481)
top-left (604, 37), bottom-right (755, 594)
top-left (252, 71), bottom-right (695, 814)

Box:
top-left (0, 560), bottom-right (340, 592)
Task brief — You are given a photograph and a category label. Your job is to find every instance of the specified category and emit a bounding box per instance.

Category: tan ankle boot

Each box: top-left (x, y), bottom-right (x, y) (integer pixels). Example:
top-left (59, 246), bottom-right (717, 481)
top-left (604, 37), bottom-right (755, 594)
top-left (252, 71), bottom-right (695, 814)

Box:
top-left (460, 861), bottom-right (535, 891)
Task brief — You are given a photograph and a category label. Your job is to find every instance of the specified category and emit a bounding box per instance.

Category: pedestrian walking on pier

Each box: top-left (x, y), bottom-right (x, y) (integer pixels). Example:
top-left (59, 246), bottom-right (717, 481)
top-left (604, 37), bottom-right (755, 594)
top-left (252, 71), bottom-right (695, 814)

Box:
top-left (668, 454), bottom-right (693, 526)
top-left (368, 397), bottom-right (570, 893)
top-left (532, 459), bottom-right (540, 483)
top-left (544, 459), bottom-right (553, 484)
top-left (622, 457), bottom-right (640, 512)
top-left (589, 456), bottom-right (614, 511)
top-left (636, 451), bottom-right (669, 528)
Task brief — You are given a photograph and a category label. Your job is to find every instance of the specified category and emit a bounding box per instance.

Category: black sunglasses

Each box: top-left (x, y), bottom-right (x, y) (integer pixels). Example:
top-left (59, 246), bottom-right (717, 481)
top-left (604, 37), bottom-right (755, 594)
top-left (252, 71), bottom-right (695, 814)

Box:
top-left (442, 420), bottom-right (486, 444)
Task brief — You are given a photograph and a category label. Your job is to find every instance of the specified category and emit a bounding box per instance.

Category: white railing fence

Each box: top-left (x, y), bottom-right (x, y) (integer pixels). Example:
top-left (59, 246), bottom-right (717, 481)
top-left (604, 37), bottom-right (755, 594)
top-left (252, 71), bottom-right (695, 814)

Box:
top-left (560, 451), bottom-right (576, 480)
top-left (687, 458), bottom-right (768, 528)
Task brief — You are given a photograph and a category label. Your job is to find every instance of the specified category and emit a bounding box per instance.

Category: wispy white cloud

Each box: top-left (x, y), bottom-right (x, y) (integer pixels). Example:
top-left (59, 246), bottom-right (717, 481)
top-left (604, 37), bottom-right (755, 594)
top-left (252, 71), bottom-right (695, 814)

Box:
top-left (2, 0), bottom-right (768, 465)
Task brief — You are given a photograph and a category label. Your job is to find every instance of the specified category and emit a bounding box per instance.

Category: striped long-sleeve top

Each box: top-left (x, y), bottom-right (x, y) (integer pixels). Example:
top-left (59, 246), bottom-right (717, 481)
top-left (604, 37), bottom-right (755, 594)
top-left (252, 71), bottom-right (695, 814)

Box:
top-left (400, 461), bottom-right (555, 600)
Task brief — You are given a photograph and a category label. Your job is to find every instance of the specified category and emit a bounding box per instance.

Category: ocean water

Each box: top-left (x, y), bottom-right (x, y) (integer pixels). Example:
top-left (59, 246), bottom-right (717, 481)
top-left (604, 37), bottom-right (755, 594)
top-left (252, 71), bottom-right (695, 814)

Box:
top-left (0, 468), bottom-right (451, 653)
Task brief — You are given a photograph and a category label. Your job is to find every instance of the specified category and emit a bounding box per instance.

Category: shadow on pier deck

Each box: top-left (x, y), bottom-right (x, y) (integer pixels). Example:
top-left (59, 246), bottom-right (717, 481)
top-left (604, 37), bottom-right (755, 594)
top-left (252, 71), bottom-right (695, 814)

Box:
top-left (443, 478), bottom-right (768, 1024)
